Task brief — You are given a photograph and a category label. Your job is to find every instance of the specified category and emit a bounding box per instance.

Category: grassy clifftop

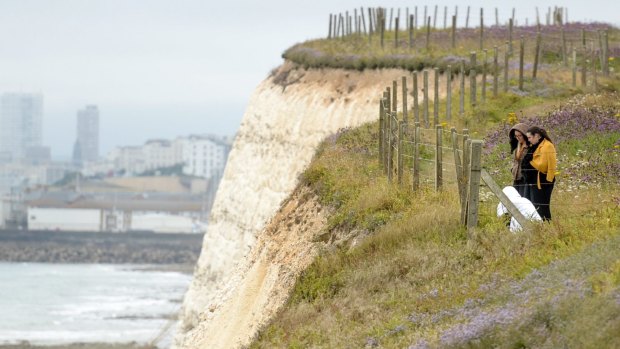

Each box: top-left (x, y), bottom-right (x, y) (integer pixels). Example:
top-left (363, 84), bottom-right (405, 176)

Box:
top-left (250, 21), bottom-right (620, 349)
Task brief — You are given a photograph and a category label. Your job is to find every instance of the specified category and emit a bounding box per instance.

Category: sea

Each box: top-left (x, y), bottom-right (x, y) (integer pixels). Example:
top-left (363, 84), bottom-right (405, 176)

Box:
top-left (0, 262), bottom-right (192, 347)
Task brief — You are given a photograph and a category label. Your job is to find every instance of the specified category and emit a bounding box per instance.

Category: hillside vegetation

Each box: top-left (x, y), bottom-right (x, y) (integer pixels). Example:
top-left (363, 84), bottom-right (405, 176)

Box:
top-left (251, 19), bottom-right (620, 349)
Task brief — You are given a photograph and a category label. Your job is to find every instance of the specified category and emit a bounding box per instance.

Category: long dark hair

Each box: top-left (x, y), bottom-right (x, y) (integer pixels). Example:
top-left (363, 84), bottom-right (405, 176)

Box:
top-left (527, 126), bottom-right (553, 143)
top-left (509, 129), bottom-right (529, 153)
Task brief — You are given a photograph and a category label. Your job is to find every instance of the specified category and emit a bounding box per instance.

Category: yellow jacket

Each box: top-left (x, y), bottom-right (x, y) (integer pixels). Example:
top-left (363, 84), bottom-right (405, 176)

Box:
top-left (530, 139), bottom-right (558, 189)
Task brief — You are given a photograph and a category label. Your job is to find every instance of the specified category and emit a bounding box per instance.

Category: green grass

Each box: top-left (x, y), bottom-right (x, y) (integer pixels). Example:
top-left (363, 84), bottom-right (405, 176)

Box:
top-left (245, 22), bottom-right (620, 349)
top-left (249, 90), bottom-right (620, 347)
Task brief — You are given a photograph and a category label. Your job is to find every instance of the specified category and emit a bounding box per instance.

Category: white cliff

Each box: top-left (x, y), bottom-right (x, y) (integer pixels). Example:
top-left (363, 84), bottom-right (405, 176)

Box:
top-left (174, 62), bottom-right (426, 348)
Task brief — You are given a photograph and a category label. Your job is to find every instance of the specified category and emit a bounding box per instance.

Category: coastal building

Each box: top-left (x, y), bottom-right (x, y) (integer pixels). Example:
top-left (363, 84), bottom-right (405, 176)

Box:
top-left (181, 134), bottom-right (231, 179)
top-left (103, 134), bottom-right (231, 179)
top-left (0, 93), bottom-right (43, 162)
top-left (143, 139), bottom-right (183, 170)
top-left (26, 191), bottom-right (205, 233)
top-left (73, 105), bottom-right (100, 165)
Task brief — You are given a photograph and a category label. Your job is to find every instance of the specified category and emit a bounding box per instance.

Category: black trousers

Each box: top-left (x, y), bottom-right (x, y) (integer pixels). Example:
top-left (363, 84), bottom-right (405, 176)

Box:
top-left (527, 175), bottom-right (555, 221)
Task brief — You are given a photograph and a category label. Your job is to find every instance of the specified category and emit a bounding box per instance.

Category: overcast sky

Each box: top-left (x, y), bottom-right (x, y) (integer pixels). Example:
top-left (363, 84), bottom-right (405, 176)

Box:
top-left (0, 0), bottom-right (617, 159)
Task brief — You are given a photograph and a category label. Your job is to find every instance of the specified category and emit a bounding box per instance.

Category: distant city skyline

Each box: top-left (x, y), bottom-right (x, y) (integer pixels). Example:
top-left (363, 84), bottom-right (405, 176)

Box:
top-left (0, 0), bottom-right (617, 160)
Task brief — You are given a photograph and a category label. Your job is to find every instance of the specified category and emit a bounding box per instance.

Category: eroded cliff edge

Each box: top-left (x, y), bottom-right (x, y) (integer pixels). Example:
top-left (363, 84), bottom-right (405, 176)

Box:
top-left (174, 63), bottom-right (421, 347)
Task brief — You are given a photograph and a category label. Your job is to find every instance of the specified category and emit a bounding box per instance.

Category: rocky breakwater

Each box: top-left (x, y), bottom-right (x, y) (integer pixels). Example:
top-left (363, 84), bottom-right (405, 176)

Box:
top-left (175, 62), bottom-right (422, 347)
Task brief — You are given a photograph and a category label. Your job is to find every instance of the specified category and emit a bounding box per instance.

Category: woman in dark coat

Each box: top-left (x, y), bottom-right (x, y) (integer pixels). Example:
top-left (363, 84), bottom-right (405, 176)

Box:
top-left (508, 123), bottom-right (530, 197)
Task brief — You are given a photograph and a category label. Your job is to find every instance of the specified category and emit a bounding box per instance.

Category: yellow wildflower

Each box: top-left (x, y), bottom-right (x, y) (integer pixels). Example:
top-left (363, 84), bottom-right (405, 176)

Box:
top-left (507, 112), bottom-right (518, 125)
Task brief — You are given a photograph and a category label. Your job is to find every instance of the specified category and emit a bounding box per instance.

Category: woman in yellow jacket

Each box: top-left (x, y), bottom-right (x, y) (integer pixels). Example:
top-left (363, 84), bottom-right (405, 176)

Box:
top-left (525, 126), bottom-right (557, 220)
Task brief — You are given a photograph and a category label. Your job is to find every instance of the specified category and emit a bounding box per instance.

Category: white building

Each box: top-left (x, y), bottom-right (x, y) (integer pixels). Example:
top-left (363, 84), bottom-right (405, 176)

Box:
top-left (74, 105), bottom-right (99, 165)
top-left (111, 146), bottom-right (146, 175)
top-left (181, 135), bottom-right (230, 179)
top-left (143, 139), bottom-right (183, 170)
top-left (103, 134), bottom-right (230, 178)
top-left (0, 93), bottom-right (43, 162)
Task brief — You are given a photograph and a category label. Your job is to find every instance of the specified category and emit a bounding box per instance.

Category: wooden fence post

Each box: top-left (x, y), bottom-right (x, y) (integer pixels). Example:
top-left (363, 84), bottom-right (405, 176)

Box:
top-left (603, 30), bottom-right (609, 76)
top-left (426, 16), bottom-right (431, 50)
top-left (368, 8), bottom-right (374, 35)
top-left (443, 6), bottom-right (447, 29)
top-left (508, 18), bottom-right (514, 54)
top-left (402, 76), bottom-right (408, 122)
top-left (562, 27), bottom-right (568, 67)
top-left (519, 36), bottom-right (525, 90)
top-left (480, 169), bottom-right (532, 231)
top-left (459, 62), bottom-right (465, 115)
top-left (465, 5), bottom-right (470, 28)
top-left (479, 8), bottom-right (484, 50)
top-left (361, 7), bottom-right (367, 34)
top-left (415, 6), bottom-right (418, 29)
top-left (387, 109), bottom-right (393, 183)
top-left (482, 49), bottom-right (487, 103)
top-left (413, 71), bottom-right (419, 123)
top-left (433, 5), bottom-right (438, 28)
top-left (380, 16), bottom-right (385, 48)
top-left (581, 48), bottom-right (587, 87)
top-left (398, 121), bottom-right (405, 185)
top-left (346, 13), bottom-right (350, 35)
top-left (504, 42), bottom-right (509, 92)
top-left (466, 140), bottom-right (483, 232)
top-left (435, 125), bottom-right (443, 190)
top-left (423, 70), bottom-right (430, 127)
top-left (434, 67), bottom-right (439, 126)
top-left (598, 30), bottom-right (604, 70)
top-left (447, 65), bottom-right (452, 121)
top-left (392, 80), bottom-right (398, 114)
top-left (493, 46), bottom-right (499, 97)
top-left (533, 31), bottom-right (541, 80)
top-left (470, 69), bottom-right (477, 107)
top-left (592, 50), bottom-right (598, 92)
top-left (413, 122), bottom-right (420, 190)
top-left (328, 14), bottom-right (333, 39)
top-left (461, 137), bottom-right (471, 225)
top-left (395, 17), bottom-right (399, 49)
top-left (379, 98), bottom-right (385, 166)
top-left (581, 27), bottom-right (586, 48)
top-left (451, 15), bottom-right (456, 49)
top-left (572, 47), bottom-right (577, 87)
top-left (451, 128), bottom-right (464, 206)
top-left (409, 15), bottom-right (414, 49)
top-left (385, 87), bottom-right (391, 169)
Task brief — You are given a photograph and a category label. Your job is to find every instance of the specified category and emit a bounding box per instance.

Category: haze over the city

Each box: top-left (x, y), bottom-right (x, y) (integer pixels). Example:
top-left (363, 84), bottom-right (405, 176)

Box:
top-left (0, 0), bottom-right (617, 159)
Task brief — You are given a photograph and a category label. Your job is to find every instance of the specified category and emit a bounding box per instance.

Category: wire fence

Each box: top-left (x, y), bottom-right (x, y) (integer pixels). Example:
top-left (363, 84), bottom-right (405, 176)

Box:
top-left (326, 6), bottom-right (614, 79)
top-left (375, 70), bottom-right (603, 233)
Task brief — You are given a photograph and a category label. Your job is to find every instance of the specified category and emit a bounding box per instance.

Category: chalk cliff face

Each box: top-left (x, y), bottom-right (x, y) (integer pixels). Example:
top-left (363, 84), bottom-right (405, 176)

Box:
top-left (175, 62), bottom-right (415, 347)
